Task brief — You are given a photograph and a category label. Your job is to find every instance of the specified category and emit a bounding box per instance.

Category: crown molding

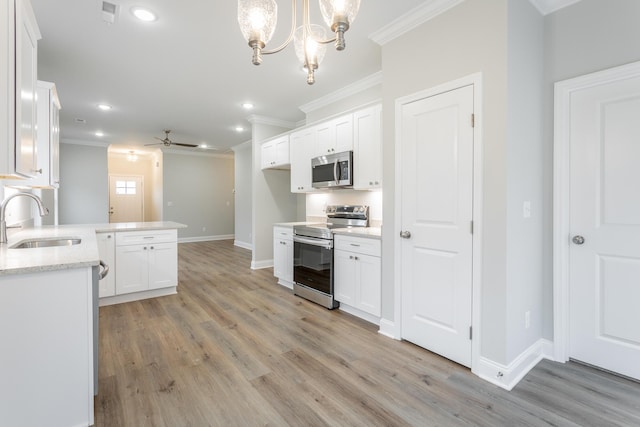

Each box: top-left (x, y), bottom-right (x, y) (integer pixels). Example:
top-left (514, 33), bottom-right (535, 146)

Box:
top-left (528, 0), bottom-right (582, 15)
top-left (162, 148), bottom-right (233, 159)
top-left (370, 0), bottom-right (464, 46)
top-left (60, 138), bottom-right (109, 148)
top-left (299, 71), bottom-right (383, 114)
top-left (246, 115), bottom-right (297, 129)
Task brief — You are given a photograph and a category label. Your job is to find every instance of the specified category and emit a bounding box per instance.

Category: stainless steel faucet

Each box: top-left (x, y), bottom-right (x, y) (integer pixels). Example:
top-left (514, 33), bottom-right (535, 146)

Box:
top-left (0, 193), bottom-right (49, 244)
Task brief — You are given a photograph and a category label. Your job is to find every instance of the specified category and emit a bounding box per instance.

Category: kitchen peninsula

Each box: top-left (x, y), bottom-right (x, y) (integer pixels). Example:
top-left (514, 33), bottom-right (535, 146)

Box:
top-left (0, 221), bottom-right (185, 426)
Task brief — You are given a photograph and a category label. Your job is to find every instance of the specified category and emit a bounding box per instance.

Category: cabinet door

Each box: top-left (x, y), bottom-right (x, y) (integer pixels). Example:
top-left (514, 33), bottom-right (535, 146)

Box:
top-left (353, 104), bottom-right (382, 189)
top-left (290, 129), bottom-right (316, 193)
top-left (261, 140), bottom-right (275, 169)
top-left (96, 232), bottom-right (116, 297)
top-left (0, 0), bottom-right (16, 177)
top-left (115, 244), bottom-right (148, 294)
top-left (50, 85), bottom-right (60, 187)
top-left (273, 237), bottom-right (288, 279)
top-left (14, 0), bottom-right (40, 177)
top-left (356, 253), bottom-right (381, 316)
top-left (147, 242), bottom-right (178, 290)
top-left (274, 136), bottom-right (290, 166)
top-left (315, 114), bottom-right (353, 157)
top-left (334, 249), bottom-right (357, 306)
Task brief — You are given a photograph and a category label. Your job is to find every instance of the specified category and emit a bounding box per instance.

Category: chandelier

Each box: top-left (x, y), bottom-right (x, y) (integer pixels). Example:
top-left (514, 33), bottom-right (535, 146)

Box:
top-left (237, 0), bottom-right (361, 85)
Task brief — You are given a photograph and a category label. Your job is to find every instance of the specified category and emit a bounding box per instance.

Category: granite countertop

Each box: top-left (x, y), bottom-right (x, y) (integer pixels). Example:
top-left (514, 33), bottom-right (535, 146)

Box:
top-left (0, 221), bottom-right (186, 276)
top-left (332, 227), bottom-right (382, 239)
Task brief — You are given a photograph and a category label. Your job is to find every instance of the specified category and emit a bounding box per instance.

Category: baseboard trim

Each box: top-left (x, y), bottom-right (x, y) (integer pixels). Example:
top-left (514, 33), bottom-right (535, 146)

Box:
top-left (277, 278), bottom-right (294, 290)
top-left (475, 338), bottom-right (554, 391)
top-left (99, 287), bottom-right (177, 307)
top-left (378, 318), bottom-right (401, 340)
top-left (234, 240), bottom-right (253, 250)
top-left (251, 259), bottom-right (273, 270)
top-left (178, 234), bottom-right (234, 243)
top-left (338, 304), bottom-right (380, 326)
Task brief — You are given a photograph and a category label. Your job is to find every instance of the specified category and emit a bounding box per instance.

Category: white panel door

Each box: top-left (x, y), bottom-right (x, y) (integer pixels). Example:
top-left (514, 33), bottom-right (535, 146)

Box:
top-left (109, 175), bottom-right (144, 223)
top-left (115, 244), bottom-right (148, 294)
top-left (400, 85), bottom-right (474, 367)
top-left (569, 74), bottom-right (640, 380)
top-left (148, 242), bottom-right (177, 290)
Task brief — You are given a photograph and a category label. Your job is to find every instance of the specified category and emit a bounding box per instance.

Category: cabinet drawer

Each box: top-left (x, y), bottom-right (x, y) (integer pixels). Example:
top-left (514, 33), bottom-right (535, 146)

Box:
top-left (273, 226), bottom-right (293, 241)
top-left (116, 229), bottom-right (177, 246)
top-left (334, 235), bottom-right (380, 257)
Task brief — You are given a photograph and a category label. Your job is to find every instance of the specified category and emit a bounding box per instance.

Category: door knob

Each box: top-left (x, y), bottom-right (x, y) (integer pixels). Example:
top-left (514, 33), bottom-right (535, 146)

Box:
top-left (399, 230), bottom-right (411, 239)
top-left (572, 235), bottom-right (585, 245)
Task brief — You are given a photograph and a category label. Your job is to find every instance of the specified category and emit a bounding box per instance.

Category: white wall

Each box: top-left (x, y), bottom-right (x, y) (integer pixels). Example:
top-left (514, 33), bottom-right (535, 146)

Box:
top-left (163, 152), bottom-right (234, 240)
top-left (250, 118), bottom-right (301, 268)
top-left (59, 142), bottom-right (109, 224)
top-left (505, 0), bottom-right (545, 362)
top-left (232, 141), bottom-right (252, 248)
top-left (541, 0), bottom-right (640, 339)
top-left (382, 0), bottom-right (510, 364)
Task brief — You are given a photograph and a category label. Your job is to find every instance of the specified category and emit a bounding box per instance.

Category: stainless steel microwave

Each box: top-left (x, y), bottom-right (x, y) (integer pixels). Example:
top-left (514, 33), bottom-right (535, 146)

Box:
top-left (311, 151), bottom-right (353, 189)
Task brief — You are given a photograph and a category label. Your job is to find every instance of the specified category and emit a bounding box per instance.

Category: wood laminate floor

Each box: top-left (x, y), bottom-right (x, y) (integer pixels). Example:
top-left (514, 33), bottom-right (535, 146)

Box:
top-left (96, 240), bottom-right (640, 426)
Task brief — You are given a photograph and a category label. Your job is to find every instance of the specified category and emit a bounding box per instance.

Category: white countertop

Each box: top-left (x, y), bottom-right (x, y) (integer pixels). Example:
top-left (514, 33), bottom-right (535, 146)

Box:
top-left (332, 227), bottom-right (382, 239)
top-left (273, 222), bottom-right (318, 228)
top-left (0, 221), bottom-right (186, 276)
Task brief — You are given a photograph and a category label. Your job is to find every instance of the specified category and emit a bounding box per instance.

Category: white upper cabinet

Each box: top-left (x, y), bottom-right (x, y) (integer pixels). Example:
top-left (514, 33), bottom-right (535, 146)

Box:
top-left (314, 113), bottom-right (353, 157)
top-left (30, 81), bottom-right (61, 188)
top-left (353, 104), bottom-right (382, 190)
top-left (290, 128), bottom-right (317, 193)
top-left (0, 0), bottom-right (40, 179)
top-left (261, 135), bottom-right (290, 170)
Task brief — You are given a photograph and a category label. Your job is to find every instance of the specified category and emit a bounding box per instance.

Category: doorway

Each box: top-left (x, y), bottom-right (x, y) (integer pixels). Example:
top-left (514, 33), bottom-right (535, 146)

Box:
top-left (554, 61), bottom-right (640, 381)
top-left (395, 74), bottom-right (482, 369)
top-left (109, 175), bottom-right (144, 223)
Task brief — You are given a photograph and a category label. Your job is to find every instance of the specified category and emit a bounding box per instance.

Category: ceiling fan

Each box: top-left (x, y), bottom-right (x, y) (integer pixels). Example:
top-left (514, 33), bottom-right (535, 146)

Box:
top-left (145, 130), bottom-right (199, 148)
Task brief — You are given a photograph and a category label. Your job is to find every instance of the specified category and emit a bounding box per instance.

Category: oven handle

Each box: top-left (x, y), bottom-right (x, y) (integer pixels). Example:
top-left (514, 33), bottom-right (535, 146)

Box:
top-left (293, 235), bottom-right (333, 249)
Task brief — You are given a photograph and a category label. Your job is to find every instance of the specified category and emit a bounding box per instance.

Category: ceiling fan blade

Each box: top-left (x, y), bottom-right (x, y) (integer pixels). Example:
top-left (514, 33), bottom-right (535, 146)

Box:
top-left (154, 136), bottom-right (164, 141)
top-left (173, 142), bottom-right (199, 148)
top-left (144, 142), bottom-right (162, 146)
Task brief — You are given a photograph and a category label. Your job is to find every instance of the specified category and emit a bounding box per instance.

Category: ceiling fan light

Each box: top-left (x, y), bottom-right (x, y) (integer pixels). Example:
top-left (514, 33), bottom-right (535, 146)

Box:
top-left (319, 0), bottom-right (360, 50)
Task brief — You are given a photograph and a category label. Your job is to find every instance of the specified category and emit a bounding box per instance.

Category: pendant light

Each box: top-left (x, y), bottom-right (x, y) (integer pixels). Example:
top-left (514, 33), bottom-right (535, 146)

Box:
top-left (237, 0), bottom-right (361, 85)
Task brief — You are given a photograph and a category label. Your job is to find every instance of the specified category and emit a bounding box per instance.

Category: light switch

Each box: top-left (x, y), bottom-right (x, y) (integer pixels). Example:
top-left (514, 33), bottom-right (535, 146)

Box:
top-left (523, 201), bottom-right (531, 219)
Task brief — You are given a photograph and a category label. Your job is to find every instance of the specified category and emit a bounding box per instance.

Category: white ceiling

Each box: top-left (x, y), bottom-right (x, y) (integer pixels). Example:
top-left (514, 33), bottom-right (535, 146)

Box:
top-left (30, 0), bottom-right (428, 153)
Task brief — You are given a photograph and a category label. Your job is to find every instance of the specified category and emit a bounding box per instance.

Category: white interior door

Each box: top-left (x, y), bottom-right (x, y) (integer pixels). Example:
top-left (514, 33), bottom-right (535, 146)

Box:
top-left (568, 73), bottom-right (640, 380)
top-left (400, 84), bottom-right (474, 367)
top-left (109, 175), bottom-right (143, 223)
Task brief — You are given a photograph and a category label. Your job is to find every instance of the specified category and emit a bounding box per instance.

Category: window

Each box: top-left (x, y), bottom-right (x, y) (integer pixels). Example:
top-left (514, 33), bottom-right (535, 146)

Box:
top-left (115, 180), bottom-right (137, 195)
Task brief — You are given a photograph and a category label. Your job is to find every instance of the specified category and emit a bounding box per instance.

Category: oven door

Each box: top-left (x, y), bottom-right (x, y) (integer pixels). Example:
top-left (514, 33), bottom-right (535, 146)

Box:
top-left (293, 235), bottom-right (333, 295)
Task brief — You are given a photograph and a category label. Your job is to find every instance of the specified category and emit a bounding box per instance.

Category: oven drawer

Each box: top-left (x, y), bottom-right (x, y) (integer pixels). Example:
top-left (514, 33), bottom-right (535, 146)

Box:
top-left (334, 235), bottom-right (381, 257)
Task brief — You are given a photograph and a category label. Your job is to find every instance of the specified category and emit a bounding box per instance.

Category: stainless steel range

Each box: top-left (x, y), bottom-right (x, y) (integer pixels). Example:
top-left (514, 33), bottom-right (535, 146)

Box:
top-left (293, 205), bottom-right (369, 309)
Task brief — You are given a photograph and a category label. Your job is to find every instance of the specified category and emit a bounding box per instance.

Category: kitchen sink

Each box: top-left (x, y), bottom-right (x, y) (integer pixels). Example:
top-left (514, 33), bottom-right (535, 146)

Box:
top-left (11, 237), bottom-right (82, 249)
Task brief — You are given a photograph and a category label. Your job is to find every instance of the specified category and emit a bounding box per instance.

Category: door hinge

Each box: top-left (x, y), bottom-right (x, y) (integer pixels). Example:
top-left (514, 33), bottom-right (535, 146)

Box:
top-left (470, 221), bottom-right (474, 234)
top-left (469, 326), bottom-right (473, 340)
top-left (471, 113), bottom-right (475, 128)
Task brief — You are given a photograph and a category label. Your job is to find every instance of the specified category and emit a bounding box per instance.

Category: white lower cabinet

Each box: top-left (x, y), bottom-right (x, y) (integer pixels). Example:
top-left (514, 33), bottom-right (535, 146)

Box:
top-left (273, 226), bottom-right (294, 288)
top-left (96, 232), bottom-right (115, 297)
top-left (334, 234), bottom-right (381, 319)
top-left (0, 267), bottom-right (94, 426)
top-left (115, 230), bottom-right (177, 295)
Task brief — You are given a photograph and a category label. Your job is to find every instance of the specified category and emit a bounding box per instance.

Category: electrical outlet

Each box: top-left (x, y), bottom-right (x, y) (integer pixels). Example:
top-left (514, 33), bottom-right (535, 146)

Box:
top-left (525, 311), bottom-right (531, 329)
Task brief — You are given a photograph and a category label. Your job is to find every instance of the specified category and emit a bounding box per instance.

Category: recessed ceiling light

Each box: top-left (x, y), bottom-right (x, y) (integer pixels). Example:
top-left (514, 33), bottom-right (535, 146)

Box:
top-left (95, 131), bottom-right (105, 137)
top-left (200, 143), bottom-right (208, 148)
top-left (235, 126), bottom-right (244, 132)
top-left (131, 7), bottom-right (156, 22)
top-left (97, 103), bottom-right (112, 111)
top-left (241, 102), bottom-right (254, 110)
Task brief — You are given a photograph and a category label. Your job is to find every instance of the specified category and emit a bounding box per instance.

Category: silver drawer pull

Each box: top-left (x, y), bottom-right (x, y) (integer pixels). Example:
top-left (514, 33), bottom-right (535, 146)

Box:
top-left (350, 243), bottom-right (360, 247)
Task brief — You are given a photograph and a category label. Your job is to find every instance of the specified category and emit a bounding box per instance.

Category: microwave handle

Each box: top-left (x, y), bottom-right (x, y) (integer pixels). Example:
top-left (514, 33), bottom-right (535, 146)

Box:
top-left (334, 160), bottom-right (339, 184)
